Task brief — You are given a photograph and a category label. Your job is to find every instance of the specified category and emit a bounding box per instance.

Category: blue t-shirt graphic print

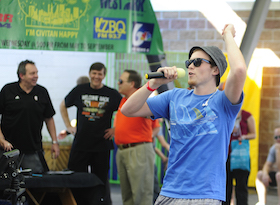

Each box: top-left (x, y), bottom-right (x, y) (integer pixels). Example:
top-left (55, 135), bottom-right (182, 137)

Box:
top-left (170, 100), bottom-right (218, 140)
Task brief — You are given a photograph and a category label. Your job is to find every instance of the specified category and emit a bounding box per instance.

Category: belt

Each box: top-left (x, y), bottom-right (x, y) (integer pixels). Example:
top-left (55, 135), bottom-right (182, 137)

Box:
top-left (117, 142), bottom-right (149, 150)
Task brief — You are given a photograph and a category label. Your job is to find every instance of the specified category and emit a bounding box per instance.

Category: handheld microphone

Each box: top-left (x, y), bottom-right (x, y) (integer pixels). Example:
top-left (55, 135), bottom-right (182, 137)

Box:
top-left (145, 68), bottom-right (186, 79)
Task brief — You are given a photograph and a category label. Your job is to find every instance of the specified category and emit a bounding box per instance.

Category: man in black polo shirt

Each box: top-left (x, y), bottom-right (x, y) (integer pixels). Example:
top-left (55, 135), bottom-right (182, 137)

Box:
top-left (0, 60), bottom-right (60, 173)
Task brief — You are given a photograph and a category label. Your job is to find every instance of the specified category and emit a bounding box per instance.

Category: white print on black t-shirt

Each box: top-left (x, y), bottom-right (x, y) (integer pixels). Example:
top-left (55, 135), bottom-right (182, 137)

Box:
top-left (81, 94), bottom-right (109, 121)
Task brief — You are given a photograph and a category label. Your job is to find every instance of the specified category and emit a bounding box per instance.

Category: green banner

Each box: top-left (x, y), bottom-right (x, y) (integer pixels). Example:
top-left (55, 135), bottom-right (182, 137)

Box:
top-left (0, 0), bottom-right (164, 55)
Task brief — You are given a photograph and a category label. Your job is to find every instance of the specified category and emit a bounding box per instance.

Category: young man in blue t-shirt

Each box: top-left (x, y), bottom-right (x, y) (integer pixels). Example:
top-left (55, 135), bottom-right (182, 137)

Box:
top-left (121, 24), bottom-right (247, 204)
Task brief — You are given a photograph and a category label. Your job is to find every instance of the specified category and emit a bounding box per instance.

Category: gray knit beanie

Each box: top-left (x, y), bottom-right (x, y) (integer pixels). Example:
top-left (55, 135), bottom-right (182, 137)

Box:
top-left (189, 46), bottom-right (227, 78)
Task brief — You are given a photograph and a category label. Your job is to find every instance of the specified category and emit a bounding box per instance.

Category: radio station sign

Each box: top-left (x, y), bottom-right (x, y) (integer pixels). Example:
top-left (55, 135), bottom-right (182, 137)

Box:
top-left (0, 0), bottom-right (164, 55)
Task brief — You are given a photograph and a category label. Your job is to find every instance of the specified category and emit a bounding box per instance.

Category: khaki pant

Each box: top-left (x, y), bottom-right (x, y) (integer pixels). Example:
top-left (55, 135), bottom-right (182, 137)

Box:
top-left (116, 143), bottom-right (155, 205)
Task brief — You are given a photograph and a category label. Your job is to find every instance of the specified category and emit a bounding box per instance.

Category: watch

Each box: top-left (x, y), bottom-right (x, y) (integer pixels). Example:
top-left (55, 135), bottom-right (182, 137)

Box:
top-left (52, 140), bottom-right (59, 145)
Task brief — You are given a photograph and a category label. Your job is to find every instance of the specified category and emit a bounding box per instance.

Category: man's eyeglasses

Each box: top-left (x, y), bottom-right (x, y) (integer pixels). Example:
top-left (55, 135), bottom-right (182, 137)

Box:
top-left (185, 58), bottom-right (213, 69)
top-left (274, 135), bottom-right (280, 140)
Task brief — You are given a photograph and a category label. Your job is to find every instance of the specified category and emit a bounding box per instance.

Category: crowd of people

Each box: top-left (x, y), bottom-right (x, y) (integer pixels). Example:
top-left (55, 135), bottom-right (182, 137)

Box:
top-left (0, 23), bottom-right (278, 205)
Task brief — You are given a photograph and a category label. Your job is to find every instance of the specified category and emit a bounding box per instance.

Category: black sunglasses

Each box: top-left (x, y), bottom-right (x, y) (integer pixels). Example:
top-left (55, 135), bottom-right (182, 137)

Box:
top-left (119, 79), bottom-right (129, 84)
top-left (185, 58), bottom-right (212, 69)
top-left (274, 136), bottom-right (280, 140)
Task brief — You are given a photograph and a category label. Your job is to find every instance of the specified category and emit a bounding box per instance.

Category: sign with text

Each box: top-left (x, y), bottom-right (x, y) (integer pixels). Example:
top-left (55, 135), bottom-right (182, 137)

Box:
top-left (0, 0), bottom-right (164, 55)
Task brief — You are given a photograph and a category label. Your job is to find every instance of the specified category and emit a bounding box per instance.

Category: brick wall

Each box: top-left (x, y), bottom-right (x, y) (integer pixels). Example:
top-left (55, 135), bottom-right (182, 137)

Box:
top-left (155, 10), bottom-right (280, 170)
top-left (155, 10), bottom-right (280, 58)
top-left (259, 67), bottom-right (280, 169)
top-left (155, 11), bottom-right (225, 52)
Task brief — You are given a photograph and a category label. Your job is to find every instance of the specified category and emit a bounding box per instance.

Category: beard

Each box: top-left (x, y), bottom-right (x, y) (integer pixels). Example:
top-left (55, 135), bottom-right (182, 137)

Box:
top-left (188, 79), bottom-right (196, 87)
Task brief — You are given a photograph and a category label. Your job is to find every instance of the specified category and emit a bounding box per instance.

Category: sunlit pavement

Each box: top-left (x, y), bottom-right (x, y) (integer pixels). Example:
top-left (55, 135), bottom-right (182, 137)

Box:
top-left (248, 187), bottom-right (278, 205)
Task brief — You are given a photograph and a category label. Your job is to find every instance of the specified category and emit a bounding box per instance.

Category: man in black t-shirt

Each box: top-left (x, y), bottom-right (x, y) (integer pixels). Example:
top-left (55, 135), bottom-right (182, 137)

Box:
top-left (0, 60), bottom-right (60, 173)
top-left (60, 62), bottom-right (122, 205)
